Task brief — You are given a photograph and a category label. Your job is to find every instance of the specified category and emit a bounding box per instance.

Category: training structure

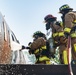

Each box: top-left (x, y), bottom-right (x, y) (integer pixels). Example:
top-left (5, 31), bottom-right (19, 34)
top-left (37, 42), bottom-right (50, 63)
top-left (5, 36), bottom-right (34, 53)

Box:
top-left (0, 12), bottom-right (20, 64)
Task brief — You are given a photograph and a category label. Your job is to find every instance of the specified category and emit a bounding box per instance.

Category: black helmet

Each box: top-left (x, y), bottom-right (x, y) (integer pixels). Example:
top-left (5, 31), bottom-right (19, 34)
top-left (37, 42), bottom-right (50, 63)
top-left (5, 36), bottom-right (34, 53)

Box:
top-left (59, 4), bottom-right (73, 13)
top-left (33, 31), bottom-right (45, 38)
top-left (44, 14), bottom-right (57, 23)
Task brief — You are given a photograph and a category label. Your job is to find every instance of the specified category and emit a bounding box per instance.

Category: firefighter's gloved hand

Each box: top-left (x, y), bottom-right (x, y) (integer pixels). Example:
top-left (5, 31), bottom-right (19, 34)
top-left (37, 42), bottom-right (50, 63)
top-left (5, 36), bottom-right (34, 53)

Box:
top-left (26, 47), bottom-right (31, 49)
top-left (60, 36), bottom-right (67, 44)
top-left (22, 45), bottom-right (26, 49)
top-left (64, 33), bottom-right (70, 38)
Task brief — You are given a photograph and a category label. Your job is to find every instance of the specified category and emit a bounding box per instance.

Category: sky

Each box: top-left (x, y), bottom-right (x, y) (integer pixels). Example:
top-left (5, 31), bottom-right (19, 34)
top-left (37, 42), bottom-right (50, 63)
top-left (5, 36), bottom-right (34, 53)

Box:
top-left (0, 0), bottom-right (76, 46)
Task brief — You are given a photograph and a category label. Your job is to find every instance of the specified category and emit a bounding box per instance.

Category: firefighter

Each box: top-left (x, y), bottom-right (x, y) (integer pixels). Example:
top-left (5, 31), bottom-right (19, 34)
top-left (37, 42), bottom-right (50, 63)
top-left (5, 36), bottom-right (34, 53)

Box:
top-left (44, 14), bottom-right (68, 64)
top-left (59, 4), bottom-right (76, 61)
top-left (29, 31), bottom-right (51, 64)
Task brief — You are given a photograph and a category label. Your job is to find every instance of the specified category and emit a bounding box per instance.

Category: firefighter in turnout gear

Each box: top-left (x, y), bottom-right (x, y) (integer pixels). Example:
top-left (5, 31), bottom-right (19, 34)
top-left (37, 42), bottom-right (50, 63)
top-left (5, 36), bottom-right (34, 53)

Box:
top-left (44, 14), bottom-right (68, 64)
top-left (29, 31), bottom-right (51, 64)
top-left (59, 4), bottom-right (76, 61)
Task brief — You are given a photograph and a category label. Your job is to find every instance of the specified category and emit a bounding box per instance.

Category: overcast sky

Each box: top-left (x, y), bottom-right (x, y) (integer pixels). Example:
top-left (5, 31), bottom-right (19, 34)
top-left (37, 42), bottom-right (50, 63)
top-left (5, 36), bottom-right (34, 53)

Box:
top-left (0, 0), bottom-right (76, 46)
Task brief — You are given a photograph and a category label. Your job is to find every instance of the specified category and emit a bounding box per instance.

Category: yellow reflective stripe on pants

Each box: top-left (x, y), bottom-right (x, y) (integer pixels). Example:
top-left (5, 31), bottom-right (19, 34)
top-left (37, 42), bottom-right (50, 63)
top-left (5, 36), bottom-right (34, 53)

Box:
top-left (46, 61), bottom-right (51, 64)
top-left (36, 56), bottom-right (50, 62)
top-left (36, 56), bottom-right (51, 64)
top-left (63, 50), bottom-right (68, 64)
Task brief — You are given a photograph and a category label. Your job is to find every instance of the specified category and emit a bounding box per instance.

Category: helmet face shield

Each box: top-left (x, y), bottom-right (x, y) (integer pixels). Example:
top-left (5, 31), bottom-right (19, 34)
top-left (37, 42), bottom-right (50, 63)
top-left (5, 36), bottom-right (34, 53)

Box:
top-left (33, 35), bottom-right (39, 41)
top-left (46, 22), bottom-right (51, 30)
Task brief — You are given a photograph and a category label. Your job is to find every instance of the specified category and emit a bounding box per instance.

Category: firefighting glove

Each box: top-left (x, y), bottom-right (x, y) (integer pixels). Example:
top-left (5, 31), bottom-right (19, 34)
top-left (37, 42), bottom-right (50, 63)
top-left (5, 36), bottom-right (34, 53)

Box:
top-left (25, 47), bottom-right (31, 49)
top-left (55, 21), bottom-right (61, 27)
top-left (22, 45), bottom-right (26, 49)
top-left (60, 36), bottom-right (67, 44)
top-left (46, 22), bottom-right (50, 30)
top-left (71, 26), bottom-right (76, 32)
top-left (64, 33), bottom-right (70, 38)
